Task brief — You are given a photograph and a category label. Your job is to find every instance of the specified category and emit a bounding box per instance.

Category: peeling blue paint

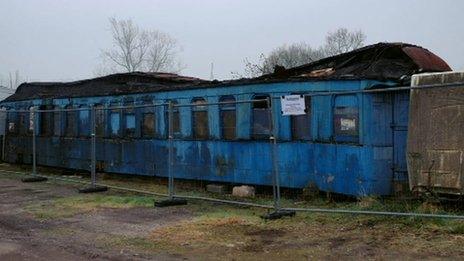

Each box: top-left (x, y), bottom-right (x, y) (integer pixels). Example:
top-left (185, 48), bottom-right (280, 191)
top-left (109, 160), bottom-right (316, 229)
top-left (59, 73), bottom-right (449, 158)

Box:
top-left (1, 80), bottom-right (409, 196)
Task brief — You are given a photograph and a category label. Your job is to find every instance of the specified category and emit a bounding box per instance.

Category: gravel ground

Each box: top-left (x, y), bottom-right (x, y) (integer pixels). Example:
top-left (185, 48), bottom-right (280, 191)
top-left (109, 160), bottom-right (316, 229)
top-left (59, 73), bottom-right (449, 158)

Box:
top-left (0, 177), bottom-right (189, 260)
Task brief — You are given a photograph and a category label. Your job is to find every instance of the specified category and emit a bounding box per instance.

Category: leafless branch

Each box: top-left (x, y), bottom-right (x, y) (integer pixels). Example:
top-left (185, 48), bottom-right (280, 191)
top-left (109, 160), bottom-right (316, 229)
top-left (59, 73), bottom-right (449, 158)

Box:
top-left (233, 28), bottom-right (366, 78)
top-left (99, 17), bottom-right (184, 75)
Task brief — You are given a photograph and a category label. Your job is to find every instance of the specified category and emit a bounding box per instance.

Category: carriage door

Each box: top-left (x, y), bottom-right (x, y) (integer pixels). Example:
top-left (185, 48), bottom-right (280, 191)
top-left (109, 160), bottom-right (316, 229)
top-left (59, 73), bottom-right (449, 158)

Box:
top-left (391, 91), bottom-right (409, 193)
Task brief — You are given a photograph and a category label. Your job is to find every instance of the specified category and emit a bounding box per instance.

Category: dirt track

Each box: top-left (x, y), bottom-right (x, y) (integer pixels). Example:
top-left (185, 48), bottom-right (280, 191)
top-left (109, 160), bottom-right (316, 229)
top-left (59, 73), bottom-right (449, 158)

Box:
top-left (0, 177), bottom-right (188, 260)
top-left (1, 172), bottom-right (464, 260)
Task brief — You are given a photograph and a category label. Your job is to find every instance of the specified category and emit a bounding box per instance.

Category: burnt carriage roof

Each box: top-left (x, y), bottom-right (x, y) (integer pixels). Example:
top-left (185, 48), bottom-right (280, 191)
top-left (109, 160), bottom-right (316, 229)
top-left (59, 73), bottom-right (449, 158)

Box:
top-left (4, 42), bottom-right (451, 102)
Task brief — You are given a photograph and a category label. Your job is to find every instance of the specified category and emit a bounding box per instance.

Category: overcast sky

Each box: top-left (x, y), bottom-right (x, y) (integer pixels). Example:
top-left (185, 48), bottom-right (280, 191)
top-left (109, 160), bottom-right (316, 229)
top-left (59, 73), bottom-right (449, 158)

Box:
top-left (0, 0), bottom-right (463, 83)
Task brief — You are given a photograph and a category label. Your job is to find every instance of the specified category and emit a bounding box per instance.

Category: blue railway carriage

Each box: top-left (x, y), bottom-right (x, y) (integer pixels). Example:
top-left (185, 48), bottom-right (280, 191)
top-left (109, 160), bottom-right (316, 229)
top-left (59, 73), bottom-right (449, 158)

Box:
top-left (0, 43), bottom-right (451, 196)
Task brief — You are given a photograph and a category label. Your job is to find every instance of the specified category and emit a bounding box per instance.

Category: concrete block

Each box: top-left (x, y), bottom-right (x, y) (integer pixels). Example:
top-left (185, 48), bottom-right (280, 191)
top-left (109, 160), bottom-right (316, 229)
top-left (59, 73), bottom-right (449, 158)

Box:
top-left (232, 185), bottom-right (255, 198)
top-left (206, 184), bottom-right (226, 194)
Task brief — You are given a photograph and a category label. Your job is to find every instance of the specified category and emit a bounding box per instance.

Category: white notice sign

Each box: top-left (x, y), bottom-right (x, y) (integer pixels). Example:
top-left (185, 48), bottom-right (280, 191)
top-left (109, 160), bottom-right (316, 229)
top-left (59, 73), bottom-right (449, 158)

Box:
top-left (280, 95), bottom-right (306, 116)
top-left (340, 118), bottom-right (356, 131)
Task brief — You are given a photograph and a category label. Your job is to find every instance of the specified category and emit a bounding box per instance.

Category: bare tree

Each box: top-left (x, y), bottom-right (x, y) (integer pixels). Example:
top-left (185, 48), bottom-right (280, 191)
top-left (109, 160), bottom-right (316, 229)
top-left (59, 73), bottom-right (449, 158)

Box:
top-left (232, 43), bottom-right (324, 78)
top-left (323, 28), bottom-right (366, 56)
top-left (233, 28), bottom-right (366, 78)
top-left (231, 54), bottom-right (268, 78)
top-left (98, 17), bottom-right (183, 75)
top-left (265, 43), bottom-right (325, 71)
top-left (0, 70), bottom-right (24, 89)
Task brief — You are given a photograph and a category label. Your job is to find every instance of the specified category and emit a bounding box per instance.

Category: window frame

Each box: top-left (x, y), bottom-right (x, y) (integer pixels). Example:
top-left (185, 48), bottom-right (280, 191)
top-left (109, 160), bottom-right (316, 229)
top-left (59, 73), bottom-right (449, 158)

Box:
top-left (290, 94), bottom-right (312, 141)
top-left (123, 98), bottom-right (135, 138)
top-left (18, 107), bottom-right (28, 135)
top-left (165, 100), bottom-right (181, 138)
top-left (94, 104), bottom-right (105, 137)
top-left (191, 97), bottom-right (209, 140)
top-left (78, 105), bottom-right (90, 137)
top-left (332, 94), bottom-right (360, 143)
top-left (219, 95), bottom-right (236, 140)
top-left (7, 110), bottom-right (18, 135)
top-left (39, 105), bottom-right (54, 137)
top-left (141, 99), bottom-right (156, 138)
top-left (53, 106), bottom-right (61, 137)
top-left (251, 94), bottom-right (271, 140)
top-left (109, 101), bottom-right (121, 138)
top-left (65, 104), bottom-right (77, 137)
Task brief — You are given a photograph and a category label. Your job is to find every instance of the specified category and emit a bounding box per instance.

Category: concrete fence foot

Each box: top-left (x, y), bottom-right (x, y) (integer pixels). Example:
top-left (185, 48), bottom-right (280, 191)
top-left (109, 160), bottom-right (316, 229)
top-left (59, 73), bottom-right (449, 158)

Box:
top-left (261, 209), bottom-right (296, 220)
top-left (154, 198), bottom-right (187, 207)
top-left (78, 186), bottom-right (108, 193)
top-left (21, 176), bottom-right (48, 183)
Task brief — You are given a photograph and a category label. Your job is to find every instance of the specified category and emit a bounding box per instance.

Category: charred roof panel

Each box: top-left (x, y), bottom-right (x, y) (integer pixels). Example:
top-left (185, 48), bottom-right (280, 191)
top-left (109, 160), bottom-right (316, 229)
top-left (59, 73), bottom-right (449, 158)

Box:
top-left (259, 42), bottom-right (451, 81)
top-left (3, 42), bottom-right (451, 102)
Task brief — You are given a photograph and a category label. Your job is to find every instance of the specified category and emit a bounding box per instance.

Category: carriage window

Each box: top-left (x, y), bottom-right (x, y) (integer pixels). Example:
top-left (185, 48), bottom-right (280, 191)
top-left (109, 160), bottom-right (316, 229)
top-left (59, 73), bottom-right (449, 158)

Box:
top-left (192, 98), bottom-right (209, 140)
top-left (53, 106), bottom-right (61, 136)
top-left (109, 102), bottom-right (120, 137)
top-left (0, 108), bottom-right (6, 134)
top-left (123, 99), bottom-right (135, 137)
top-left (7, 111), bottom-right (18, 134)
top-left (95, 104), bottom-right (105, 137)
top-left (65, 105), bottom-right (77, 137)
top-left (252, 95), bottom-right (271, 139)
top-left (141, 100), bottom-right (155, 137)
top-left (165, 100), bottom-right (180, 137)
top-left (333, 95), bottom-right (359, 143)
top-left (220, 96), bottom-right (236, 140)
top-left (78, 106), bottom-right (90, 137)
top-left (40, 105), bottom-right (54, 136)
top-left (18, 110), bottom-right (27, 135)
top-left (291, 95), bottom-right (311, 140)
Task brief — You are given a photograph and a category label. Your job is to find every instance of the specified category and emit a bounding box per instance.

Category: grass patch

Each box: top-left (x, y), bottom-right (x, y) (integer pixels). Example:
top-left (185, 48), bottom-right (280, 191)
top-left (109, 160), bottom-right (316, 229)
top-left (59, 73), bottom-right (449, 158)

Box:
top-left (25, 193), bottom-right (155, 220)
top-left (7, 165), bottom-right (464, 235)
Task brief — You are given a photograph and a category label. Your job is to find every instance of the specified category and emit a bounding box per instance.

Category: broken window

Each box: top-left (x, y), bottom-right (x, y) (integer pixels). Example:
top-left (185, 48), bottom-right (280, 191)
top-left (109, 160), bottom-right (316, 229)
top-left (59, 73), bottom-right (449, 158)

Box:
top-left (53, 106), bottom-right (61, 136)
top-left (165, 100), bottom-right (180, 138)
top-left (78, 106), bottom-right (90, 137)
top-left (18, 109), bottom-right (27, 135)
top-left (94, 104), bottom-right (105, 137)
top-left (141, 100), bottom-right (155, 137)
top-left (65, 105), bottom-right (77, 137)
top-left (192, 98), bottom-right (209, 140)
top-left (220, 96), bottom-right (236, 140)
top-left (0, 107), bottom-right (6, 135)
top-left (333, 95), bottom-right (359, 143)
top-left (291, 95), bottom-right (311, 140)
top-left (252, 95), bottom-right (271, 140)
top-left (123, 99), bottom-right (135, 137)
top-left (109, 102), bottom-right (120, 137)
top-left (7, 110), bottom-right (17, 135)
top-left (40, 105), bottom-right (54, 136)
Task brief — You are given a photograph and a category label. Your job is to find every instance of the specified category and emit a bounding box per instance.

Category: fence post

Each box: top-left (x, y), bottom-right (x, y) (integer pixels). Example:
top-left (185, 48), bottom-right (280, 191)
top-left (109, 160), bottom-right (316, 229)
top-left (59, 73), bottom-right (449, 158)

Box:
top-left (262, 97), bottom-right (295, 220)
top-left (2, 133), bottom-right (5, 162)
top-left (168, 101), bottom-right (174, 199)
top-left (155, 101), bottom-right (186, 207)
top-left (1, 108), bottom-right (6, 162)
top-left (32, 107), bottom-right (37, 176)
top-left (78, 105), bottom-right (107, 193)
top-left (268, 97), bottom-right (280, 210)
top-left (22, 106), bottom-right (47, 182)
top-left (90, 106), bottom-right (97, 187)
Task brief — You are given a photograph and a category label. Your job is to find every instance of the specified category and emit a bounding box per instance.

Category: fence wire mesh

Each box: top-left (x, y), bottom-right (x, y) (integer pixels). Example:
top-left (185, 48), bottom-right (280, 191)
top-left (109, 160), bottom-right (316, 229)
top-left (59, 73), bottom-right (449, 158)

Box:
top-left (1, 84), bottom-right (464, 219)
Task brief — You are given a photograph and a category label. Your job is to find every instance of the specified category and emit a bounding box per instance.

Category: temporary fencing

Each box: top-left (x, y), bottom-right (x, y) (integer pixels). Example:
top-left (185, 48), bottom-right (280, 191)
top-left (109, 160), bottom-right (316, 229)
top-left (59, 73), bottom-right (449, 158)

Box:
top-left (2, 82), bottom-right (464, 220)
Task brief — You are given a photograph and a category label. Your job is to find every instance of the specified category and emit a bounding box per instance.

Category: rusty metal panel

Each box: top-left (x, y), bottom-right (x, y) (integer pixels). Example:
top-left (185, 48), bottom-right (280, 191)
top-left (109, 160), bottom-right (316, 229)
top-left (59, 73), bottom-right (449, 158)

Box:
top-left (402, 46), bottom-right (451, 72)
top-left (407, 72), bottom-right (464, 195)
